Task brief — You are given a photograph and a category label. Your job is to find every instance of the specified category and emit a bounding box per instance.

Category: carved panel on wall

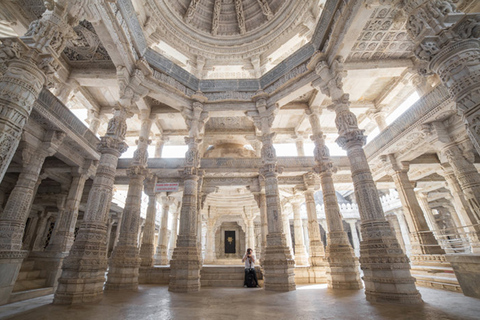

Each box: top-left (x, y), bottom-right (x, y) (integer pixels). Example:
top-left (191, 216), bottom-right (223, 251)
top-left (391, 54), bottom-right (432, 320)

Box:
top-left (347, 6), bottom-right (413, 61)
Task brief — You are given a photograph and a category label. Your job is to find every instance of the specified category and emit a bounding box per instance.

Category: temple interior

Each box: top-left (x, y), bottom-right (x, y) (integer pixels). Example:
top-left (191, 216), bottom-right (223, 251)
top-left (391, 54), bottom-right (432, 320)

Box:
top-left (1, 0), bottom-right (480, 319)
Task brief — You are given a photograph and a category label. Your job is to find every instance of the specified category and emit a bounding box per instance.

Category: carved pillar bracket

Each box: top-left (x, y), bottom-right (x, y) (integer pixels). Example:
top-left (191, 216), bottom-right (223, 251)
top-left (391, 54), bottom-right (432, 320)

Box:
top-left (54, 107), bottom-right (130, 305)
top-left (313, 56), bottom-right (422, 304)
top-left (381, 154), bottom-right (445, 256)
top-left (399, 1), bottom-right (480, 154)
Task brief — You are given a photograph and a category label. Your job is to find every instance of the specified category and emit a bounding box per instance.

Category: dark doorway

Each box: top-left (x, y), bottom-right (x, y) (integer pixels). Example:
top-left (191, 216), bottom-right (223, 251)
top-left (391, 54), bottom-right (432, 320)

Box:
top-left (224, 231), bottom-right (236, 253)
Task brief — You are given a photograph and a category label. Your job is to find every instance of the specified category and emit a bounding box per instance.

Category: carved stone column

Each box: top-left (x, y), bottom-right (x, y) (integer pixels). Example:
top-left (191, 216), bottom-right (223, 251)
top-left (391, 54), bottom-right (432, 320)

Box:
top-left (54, 107), bottom-right (130, 305)
top-left (304, 188), bottom-right (326, 271)
top-left (294, 135), bottom-right (305, 157)
top-left (252, 186), bottom-right (268, 263)
top-left (32, 211), bottom-right (53, 252)
top-left (0, 5), bottom-right (76, 183)
top-left (106, 111), bottom-right (152, 291)
top-left (385, 213), bottom-right (407, 254)
top-left (346, 220), bottom-right (360, 258)
top-left (366, 109), bottom-right (387, 131)
top-left (205, 219), bottom-right (216, 263)
top-left (169, 137), bottom-right (202, 292)
top-left (395, 210), bottom-right (412, 257)
top-left (314, 57), bottom-right (421, 304)
top-left (168, 206), bottom-right (181, 261)
top-left (154, 136), bottom-right (168, 158)
top-left (290, 199), bottom-right (308, 266)
top-left (139, 176), bottom-right (157, 267)
top-left (308, 106), bottom-right (361, 289)
top-left (282, 208), bottom-right (293, 257)
top-left (246, 218), bottom-right (255, 251)
top-left (400, 1), bottom-right (480, 154)
top-left (0, 132), bottom-right (64, 305)
top-left (440, 166), bottom-right (480, 253)
top-left (382, 155), bottom-right (444, 257)
top-left (155, 196), bottom-right (174, 265)
top-left (87, 110), bottom-right (102, 135)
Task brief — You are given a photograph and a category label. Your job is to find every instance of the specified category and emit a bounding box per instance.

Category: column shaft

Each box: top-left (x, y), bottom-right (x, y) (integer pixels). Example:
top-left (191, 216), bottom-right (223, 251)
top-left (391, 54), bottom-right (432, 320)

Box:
top-left (291, 202), bottom-right (308, 266)
top-left (155, 197), bottom-right (172, 265)
top-left (139, 190), bottom-right (157, 267)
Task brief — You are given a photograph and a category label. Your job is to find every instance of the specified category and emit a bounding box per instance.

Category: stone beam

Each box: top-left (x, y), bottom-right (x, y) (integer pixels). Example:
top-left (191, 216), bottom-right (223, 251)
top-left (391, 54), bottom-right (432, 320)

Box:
top-left (69, 69), bottom-right (118, 87)
top-left (344, 59), bottom-right (413, 71)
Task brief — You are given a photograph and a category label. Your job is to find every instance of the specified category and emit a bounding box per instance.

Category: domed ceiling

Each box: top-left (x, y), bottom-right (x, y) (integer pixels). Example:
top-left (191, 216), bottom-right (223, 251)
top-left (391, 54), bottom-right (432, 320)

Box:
top-left (141, 0), bottom-right (323, 79)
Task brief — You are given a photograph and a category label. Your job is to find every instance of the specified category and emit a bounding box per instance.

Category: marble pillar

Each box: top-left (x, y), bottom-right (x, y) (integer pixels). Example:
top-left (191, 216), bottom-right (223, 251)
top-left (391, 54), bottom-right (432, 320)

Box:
top-left (205, 219), bottom-right (216, 263)
top-left (382, 154), bottom-right (444, 257)
top-left (155, 196), bottom-right (174, 265)
top-left (304, 189), bottom-right (326, 268)
top-left (346, 220), bottom-right (360, 258)
top-left (169, 137), bottom-right (202, 292)
top-left (315, 57), bottom-right (421, 304)
top-left (139, 177), bottom-right (157, 267)
top-left (295, 136), bottom-right (305, 157)
top-left (106, 112), bottom-right (152, 291)
top-left (260, 133), bottom-right (295, 291)
top-left (291, 200), bottom-right (308, 266)
top-left (385, 213), bottom-right (407, 254)
top-left (0, 7), bottom-right (76, 183)
top-left (401, 1), bottom-right (480, 154)
top-left (0, 133), bottom-right (64, 305)
top-left (168, 207), bottom-right (181, 261)
top-left (253, 191), bottom-right (268, 263)
top-left (154, 136), bottom-right (166, 158)
top-left (309, 106), bottom-right (361, 289)
top-left (246, 218), bottom-right (255, 251)
top-left (54, 107), bottom-right (130, 305)
top-left (32, 211), bottom-right (53, 252)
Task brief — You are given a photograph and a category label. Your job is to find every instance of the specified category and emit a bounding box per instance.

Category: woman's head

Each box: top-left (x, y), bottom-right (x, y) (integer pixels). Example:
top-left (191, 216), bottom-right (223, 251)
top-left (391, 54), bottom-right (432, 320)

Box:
top-left (247, 248), bottom-right (252, 254)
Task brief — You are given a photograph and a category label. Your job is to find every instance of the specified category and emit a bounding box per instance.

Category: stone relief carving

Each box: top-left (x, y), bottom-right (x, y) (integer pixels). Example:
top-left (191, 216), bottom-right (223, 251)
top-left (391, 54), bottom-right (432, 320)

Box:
top-left (63, 20), bottom-right (112, 63)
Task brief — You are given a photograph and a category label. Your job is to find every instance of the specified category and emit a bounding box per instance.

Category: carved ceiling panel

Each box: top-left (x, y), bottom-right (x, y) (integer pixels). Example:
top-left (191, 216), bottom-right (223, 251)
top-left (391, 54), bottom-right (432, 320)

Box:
top-left (63, 20), bottom-right (112, 65)
top-left (347, 6), bottom-right (413, 62)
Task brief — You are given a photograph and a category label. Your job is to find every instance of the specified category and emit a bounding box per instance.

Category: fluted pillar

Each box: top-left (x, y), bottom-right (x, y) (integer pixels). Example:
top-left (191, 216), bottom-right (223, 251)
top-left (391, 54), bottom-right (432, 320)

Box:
top-left (382, 154), bottom-right (444, 257)
top-left (0, 133), bottom-right (64, 305)
top-left (139, 177), bottom-right (158, 267)
top-left (155, 196), bottom-right (174, 265)
top-left (315, 57), bottom-right (421, 304)
top-left (54, 107), bottom-right (130, 305)
top-left (291, 200), bottom-right (308, 266)
top-left (106, 111), bottom-right (152, 291)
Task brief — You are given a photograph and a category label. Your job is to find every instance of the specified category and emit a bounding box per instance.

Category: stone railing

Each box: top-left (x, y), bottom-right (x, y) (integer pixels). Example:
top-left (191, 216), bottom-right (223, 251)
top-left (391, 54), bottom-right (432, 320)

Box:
top-left (312, 202), bottom-right (360, 220)
top-left (365, 85), bottom-right (453, 160)
top-left (379, 190), bottom-right (402, 214)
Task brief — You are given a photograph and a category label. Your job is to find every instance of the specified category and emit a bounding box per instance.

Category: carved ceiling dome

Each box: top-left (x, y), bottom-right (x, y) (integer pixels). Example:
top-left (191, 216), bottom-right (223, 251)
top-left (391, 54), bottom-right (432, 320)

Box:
top-left (168, 0), bottom-right (287, 36)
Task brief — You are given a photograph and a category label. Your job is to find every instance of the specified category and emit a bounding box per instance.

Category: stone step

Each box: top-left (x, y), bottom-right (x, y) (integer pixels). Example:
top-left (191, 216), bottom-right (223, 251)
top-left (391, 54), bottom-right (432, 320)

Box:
top-left (8, 287), bottom-right (54, 304)
top-left (200, 279), bottom-right (245, 287)
top-left (201, 273), bottom-right (244, 280)
top-left (12, 278), bottom-right (47, 292)
top-left (201, 266), bottom-right (246, 273)
top-left (16, 270), bottom-right (42, 281)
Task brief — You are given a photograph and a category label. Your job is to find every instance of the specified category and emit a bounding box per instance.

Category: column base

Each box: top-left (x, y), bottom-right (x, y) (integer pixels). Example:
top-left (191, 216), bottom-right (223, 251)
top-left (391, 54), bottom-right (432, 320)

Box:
top-left (139, 243), bottom-right (155, 267)
top-left (410, 231), bottom-right (445, 255)
top-left (0, 250), bottom-right (28, 306)
top-left (105, 244), bottom-right (141, 291)
top-left (263, 233), bottom-right (296, 292)
top-left (28, 251), bottom-right (69, 288)
top-left (326, 232), bottom-right (363, 290)
top-left (360, 220), bottom-right (423, 304)
top-left (53, 228), bottom-right (108, 305)
top-left (168, 246), bottom-right (200, 292)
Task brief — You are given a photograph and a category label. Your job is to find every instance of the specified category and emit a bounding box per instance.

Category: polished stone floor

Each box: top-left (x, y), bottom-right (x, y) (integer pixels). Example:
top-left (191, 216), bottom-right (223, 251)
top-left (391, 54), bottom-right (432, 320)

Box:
top-left (1, 284), bottom-right (479, 320)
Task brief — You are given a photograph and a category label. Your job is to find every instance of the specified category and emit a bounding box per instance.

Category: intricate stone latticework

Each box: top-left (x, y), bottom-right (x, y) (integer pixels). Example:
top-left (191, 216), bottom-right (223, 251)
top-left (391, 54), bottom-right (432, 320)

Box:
top-left (381, 154), bottom-right (445, 257)
top-left (155, 196), bottom-right (175, 265)
top-left (401, 0), bottom-right (480, 154)
top-left (54, 107), bottom-right (130, 305)
top-left (314, 56), bottom-right (422, 304)
top-left (139, 176), bottom-right (158, 267)
top-left (106, 112), bottom-right (152, 291)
